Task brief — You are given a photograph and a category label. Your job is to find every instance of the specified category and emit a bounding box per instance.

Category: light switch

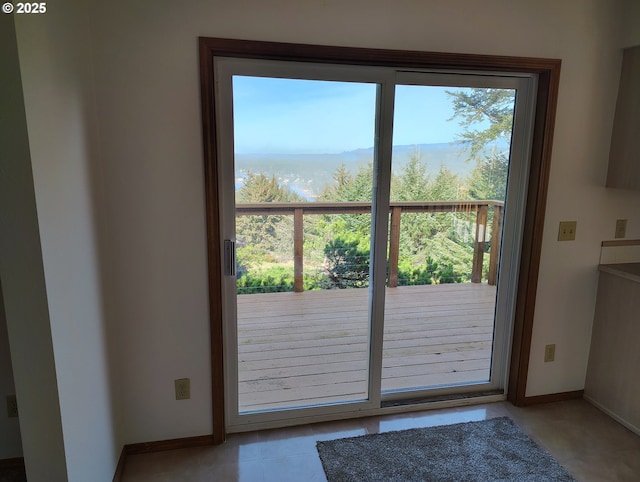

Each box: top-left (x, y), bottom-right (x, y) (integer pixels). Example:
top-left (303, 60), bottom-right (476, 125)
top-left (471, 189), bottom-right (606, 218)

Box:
top-left (615, 219), bottom-right (627, 239)
top-left (558, 221), bottom-right (577, 241)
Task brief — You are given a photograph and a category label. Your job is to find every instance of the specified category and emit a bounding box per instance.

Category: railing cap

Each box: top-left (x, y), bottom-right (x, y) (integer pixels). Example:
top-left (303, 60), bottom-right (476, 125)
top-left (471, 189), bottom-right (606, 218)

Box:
top-left (236, 200), bottom-right (504, 213)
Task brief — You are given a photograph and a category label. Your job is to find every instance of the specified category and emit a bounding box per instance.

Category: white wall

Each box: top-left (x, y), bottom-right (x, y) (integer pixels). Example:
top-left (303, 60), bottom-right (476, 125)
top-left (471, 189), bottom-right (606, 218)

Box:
top-left (12, 1), bottom-right (120, 480)
top-left (523, 0), bottom-right (640, 396)
top-left (0, 15), bottom-right (68, 481)
top-left (77, 0), bottom-right (640, 445)
top-left (0, 281), bottom-right (23, 459)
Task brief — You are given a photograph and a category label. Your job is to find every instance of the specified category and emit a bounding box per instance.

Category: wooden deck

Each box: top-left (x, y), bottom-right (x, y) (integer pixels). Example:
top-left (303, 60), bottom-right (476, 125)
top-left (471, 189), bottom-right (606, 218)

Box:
top-left (236, 283), bottom-right (496, 412)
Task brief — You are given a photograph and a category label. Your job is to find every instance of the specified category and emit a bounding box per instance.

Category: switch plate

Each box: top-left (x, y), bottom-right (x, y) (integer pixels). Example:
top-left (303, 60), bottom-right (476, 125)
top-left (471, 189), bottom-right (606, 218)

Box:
top-left (558, 221), bottom-right (577, 241)
top-left (544, 344), bottom-right (556, 363)
top-left (615, 219), bottom-right (627, 239)
top-left (6, 395), bottom-right (18, 418)
top-left (175, 378), bottom-right (190, 400)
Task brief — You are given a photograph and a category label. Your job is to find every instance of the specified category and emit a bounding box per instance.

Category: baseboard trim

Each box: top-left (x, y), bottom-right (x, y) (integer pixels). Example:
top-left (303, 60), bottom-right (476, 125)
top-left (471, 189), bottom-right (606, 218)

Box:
top-left (518, 390), bottom-right (583, 406)
top-left (112, 434), bottom-right (215, 481)
top-left (583, 395), bottom-right (640, 437)
top-left (0, 457), bottom-right (24, 469)
top-left (126, 434), bottom-right (214, 455)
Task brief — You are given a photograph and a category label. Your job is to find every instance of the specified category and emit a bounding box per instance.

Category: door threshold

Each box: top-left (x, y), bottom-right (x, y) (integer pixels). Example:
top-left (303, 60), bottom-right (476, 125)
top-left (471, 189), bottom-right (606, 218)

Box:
top-left (381, 389), bottom-right (505, 408)
top-left (226, 392), bottom-right (507, 434)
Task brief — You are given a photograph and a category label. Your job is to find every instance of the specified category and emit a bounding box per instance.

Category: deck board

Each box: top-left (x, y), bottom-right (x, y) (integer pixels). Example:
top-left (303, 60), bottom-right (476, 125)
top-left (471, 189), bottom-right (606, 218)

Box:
top-left (237, 283), bottom-right (496, 411)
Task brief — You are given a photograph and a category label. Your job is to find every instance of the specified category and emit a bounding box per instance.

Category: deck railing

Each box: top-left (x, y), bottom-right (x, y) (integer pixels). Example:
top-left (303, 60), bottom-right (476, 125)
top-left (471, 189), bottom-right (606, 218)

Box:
top-left (235, 200), bottom-right (504, 292)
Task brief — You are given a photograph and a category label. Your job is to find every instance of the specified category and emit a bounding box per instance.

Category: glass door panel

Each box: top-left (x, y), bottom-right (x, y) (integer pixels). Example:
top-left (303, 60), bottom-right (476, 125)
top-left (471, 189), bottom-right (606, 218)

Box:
top-left (231, 75), bottom-right (378, 413)
top-left (382, 84), bottom-right (516, 394)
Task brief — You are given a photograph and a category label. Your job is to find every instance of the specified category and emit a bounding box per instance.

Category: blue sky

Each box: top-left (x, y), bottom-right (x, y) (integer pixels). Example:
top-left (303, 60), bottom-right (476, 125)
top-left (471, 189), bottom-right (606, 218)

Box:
top-left (232, 76), bottom-right (476, 154)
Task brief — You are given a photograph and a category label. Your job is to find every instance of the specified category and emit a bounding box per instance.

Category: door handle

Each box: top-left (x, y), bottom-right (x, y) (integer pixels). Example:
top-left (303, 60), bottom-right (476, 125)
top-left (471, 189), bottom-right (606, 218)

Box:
top-left (224, 239), bottom-right (236, 276)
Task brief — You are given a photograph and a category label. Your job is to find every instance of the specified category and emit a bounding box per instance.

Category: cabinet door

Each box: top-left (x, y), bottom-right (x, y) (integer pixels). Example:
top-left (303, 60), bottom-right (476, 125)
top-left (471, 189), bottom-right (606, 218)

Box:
top-left (585, 272), bottom-right (640, 432)
top-left (607, 45), bottom-right (640, 190)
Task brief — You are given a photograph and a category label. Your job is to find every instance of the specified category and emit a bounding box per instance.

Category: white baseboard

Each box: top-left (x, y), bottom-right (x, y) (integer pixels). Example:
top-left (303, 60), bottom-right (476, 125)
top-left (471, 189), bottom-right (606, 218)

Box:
top-left (583, 395), bottom-right (640, 436)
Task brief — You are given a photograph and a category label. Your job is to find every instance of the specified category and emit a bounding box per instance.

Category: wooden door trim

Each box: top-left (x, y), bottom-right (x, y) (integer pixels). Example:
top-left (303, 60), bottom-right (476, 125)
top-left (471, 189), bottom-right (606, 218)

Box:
top-left (199, 39), bottom-right (226, 444)
top-left (199, 38), bottom-right (561, 439)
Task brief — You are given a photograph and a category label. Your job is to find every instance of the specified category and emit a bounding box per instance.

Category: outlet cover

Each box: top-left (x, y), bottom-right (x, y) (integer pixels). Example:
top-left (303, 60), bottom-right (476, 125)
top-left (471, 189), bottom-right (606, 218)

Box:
top-left (175, 378), bottom-right (190, 400)
top-left (6, 395), bottom-right (18, 418)
top-left (544, 344), bottom-right (556, 363)
top-left (558, 221), bottom-right (577, 241)
top-left (615, 219), bottom-right (627, 239)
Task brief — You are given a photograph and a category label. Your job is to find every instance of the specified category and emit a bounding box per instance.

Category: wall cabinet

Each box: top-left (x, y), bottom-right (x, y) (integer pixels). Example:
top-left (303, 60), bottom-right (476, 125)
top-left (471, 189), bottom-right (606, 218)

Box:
top-left (585, 267), bottom-right (640, 434)
top-left (607, 45), bottom-right (640, 190)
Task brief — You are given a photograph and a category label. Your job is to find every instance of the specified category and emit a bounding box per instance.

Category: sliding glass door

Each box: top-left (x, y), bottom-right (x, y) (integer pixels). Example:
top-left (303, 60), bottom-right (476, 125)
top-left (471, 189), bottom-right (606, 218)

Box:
top-left (231, 75), bottom-right (378, 413)
top-left (214, 58), bottom-right (535, 430)
top-left (216, 60), bottom-right (394, 428)
top-left (381, 76), bottom-right (532, 400)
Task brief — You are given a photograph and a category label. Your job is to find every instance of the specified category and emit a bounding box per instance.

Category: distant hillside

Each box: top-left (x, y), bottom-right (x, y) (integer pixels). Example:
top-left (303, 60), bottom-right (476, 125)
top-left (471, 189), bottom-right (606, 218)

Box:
top-left (235, 141), bottom-right (507, 200)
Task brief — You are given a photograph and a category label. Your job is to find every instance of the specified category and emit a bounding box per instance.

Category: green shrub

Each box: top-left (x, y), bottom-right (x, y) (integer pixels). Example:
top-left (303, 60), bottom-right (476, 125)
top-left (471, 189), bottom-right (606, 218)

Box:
top-left (236, 265), bottom-right (294, 294)
top-left (322, 237), bottom-right (370, 289)
top-left (397, 256), bottom-right (463, 285)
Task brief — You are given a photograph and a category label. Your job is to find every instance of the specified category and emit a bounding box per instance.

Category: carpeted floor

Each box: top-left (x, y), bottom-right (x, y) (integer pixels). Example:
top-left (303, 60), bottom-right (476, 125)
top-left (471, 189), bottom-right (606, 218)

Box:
top-left (316, 416), bottom-right (575, 482)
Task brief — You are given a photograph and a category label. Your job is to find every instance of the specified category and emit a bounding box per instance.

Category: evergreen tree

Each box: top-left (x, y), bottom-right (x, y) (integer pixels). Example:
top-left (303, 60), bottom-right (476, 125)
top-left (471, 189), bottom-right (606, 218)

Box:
top-left (391, 149), bottom-right (430, 201)
top-left (447, 88), bottom-right (515, 156)
top-left (318, 162), bottom-right (373, 245)
top-left (322, 238), bottom-right (370, 289)
top-left (430, 165), bottom-right (462, 201)
top-left (235, 171), bottom-right (303, 266)
top-left (447, 88), bottom-right (515, 201)
top-left (467, 148), bottom-right (509, 201)
top-left (237, 171), bottom-right (302, 203)
top-left (321, 162), bottom-right (373, 202)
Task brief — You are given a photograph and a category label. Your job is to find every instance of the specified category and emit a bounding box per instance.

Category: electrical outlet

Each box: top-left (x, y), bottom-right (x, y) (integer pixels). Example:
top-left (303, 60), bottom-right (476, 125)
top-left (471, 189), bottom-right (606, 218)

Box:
top-left (175, 378), bottom-right (190, 400)
top-left (6, 395), bottom-right (18, 418)
top-left (558, 221), bottom-right (577, 241)
top-left (544, 344), bottom-right (556, 363)
top-left (615, 219), bottom-right (627, 239)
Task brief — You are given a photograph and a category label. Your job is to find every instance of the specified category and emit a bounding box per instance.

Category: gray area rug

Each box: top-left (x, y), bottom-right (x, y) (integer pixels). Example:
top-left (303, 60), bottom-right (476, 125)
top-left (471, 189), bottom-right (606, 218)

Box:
top-left (316, 417), bottom-right (575, 482)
